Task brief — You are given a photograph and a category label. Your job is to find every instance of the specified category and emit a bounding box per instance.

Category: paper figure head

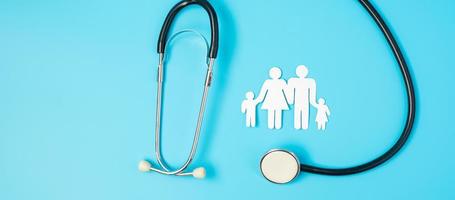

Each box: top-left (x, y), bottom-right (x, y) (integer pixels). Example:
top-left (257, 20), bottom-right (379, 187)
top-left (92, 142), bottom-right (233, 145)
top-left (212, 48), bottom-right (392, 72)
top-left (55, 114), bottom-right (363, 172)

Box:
top-left (269, 67), bottom-right (282, 80)
top-left (246, 91), bottom-right (254, 99)
top-left (296, 65), bottom-right (308, 78)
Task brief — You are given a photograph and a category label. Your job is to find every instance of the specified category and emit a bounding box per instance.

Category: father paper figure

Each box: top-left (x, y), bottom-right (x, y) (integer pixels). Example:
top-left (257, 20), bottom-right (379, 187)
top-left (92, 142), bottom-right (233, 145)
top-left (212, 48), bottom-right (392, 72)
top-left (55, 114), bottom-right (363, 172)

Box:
top-left (287, 65), bottom-right (317, 130)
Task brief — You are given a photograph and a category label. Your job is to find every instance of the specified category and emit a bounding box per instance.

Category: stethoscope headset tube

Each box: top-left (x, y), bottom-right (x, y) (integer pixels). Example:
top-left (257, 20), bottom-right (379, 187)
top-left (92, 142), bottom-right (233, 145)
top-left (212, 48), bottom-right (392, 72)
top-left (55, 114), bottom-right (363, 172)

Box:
top-left (138, 0), bottom-right (219, 179)
top-left (260, 0), bottom-right (416, 183)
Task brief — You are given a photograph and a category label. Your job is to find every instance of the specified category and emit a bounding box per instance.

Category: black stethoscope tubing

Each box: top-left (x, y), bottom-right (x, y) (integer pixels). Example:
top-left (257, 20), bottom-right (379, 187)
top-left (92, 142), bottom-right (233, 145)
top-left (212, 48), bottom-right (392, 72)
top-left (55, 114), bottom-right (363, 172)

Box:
top-left (300, 0), bottom-right (416, 175)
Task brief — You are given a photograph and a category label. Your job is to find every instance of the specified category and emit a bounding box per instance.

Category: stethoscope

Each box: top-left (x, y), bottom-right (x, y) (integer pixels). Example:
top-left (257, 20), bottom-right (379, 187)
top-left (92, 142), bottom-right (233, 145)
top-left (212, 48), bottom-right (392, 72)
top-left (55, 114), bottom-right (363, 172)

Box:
top-left (138, 0), bottom-right (416, 184)
top-left (138, 0), bottom-right (218, 179)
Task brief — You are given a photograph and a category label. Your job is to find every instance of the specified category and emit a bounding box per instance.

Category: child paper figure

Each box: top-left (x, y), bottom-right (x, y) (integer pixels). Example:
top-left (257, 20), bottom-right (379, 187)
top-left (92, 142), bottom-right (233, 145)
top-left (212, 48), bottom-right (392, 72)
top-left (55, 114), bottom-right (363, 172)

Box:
top-left (241, 91), bottom-right (258, 127)
top-left (315, 98), bottom-right (330, 130)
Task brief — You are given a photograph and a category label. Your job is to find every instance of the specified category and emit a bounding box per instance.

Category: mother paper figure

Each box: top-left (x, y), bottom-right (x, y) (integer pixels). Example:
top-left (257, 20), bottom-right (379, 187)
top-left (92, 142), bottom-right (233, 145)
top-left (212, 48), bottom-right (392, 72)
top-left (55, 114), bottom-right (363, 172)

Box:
top-left (256, 67), bottom-right (289, 129)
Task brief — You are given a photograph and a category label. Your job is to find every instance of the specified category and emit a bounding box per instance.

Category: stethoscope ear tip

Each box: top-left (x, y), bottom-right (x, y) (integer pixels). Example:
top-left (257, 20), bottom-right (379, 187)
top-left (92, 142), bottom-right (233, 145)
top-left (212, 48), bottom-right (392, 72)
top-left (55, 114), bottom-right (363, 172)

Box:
top-left (138, 160), bottom-right (206, 179)
top-left (138, 160), bottom-right (152, 172)
top-left (192, 167), bottom-right (206, 179)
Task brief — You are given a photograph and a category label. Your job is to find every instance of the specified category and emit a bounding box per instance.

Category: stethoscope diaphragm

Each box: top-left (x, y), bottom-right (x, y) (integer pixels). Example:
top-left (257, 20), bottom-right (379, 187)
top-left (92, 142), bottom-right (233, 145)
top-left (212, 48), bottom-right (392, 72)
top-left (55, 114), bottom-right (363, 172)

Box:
top-left (260, 149), bottom-right (300, 184)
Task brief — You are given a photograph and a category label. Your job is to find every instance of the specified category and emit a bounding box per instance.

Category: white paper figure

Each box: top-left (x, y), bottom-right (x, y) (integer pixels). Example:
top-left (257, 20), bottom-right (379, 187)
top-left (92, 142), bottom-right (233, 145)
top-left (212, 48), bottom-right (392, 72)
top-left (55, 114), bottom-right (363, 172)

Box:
top-left (241, 91), bottom-right (258, 127)
top-left (256, 67), bottom-right (289, 129)
top-left (287, 65), bottom-right (317, 130)
top-left (315, 98), bottom-right (330, 130)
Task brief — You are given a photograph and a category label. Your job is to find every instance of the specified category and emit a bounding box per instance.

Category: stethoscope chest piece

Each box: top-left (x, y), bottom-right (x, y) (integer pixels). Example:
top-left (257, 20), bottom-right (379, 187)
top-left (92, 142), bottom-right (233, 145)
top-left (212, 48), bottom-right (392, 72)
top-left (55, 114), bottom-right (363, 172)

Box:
top-left (260, 149), bottom-right (300, 184)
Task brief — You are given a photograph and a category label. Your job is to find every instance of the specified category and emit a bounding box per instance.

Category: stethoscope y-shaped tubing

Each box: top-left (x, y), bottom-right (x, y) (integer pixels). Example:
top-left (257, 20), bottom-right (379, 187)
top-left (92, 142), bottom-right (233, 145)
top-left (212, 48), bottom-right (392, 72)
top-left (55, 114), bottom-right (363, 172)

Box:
top-left (154, 0), bottom-right (219, 176)
top-left (300, 0), bottom-right (416, 175)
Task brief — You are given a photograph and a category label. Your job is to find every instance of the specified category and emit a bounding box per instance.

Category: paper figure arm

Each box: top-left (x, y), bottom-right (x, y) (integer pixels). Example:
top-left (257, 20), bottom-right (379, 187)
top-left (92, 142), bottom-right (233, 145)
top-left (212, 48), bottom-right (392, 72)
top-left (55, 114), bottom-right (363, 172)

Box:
top-left (241, 101), bottom-right (246, 113)
top-left (256, 81), bottom-right (269, 103)
top-left (309, 79), bottom-right (317, 107)
top-left (286, 79), bottom-right (295, 104)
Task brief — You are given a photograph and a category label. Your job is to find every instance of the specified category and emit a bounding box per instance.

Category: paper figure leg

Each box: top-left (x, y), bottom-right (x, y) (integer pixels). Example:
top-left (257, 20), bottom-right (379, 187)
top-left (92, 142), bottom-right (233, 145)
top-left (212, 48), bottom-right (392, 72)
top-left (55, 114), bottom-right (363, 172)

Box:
top-left (275, 110), bottom-right (282, 129)
top-left (249, 113), bottom-right (256, 127)
top-left (301, 107), bottom-right (309, 130)
top-left (268, 110), bottom-right (274, 129)
top-left (294, 109), bottom-right (301, 129)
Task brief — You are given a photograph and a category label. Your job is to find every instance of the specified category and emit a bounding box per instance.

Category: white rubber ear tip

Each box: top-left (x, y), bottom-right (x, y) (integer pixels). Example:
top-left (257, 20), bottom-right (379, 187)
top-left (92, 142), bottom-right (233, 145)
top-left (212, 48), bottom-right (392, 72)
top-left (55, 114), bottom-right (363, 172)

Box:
top-left (138, 160), bottom-right (151, 172)
top-left (192, 167), bottom-right (206, 179)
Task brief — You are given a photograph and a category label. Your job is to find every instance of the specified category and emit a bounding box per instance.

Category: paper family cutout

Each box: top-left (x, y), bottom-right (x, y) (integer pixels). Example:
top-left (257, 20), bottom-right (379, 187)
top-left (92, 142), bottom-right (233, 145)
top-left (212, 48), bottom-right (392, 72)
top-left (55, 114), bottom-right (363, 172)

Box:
top-left (241, 65), bottom-right (330, 130)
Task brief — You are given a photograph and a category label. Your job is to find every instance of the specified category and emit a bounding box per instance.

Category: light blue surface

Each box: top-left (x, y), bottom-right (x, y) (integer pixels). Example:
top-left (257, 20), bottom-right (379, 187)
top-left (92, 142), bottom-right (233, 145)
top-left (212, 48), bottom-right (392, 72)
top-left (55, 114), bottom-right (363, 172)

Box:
top-left (1, 0), bottom-right (454, 199)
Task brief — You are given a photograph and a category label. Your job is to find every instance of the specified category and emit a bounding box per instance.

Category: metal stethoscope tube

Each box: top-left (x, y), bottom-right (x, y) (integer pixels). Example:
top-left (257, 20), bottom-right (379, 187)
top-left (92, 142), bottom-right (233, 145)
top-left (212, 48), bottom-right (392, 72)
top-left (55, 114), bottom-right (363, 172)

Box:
top-left (138, 0), bottom-right (219, 179)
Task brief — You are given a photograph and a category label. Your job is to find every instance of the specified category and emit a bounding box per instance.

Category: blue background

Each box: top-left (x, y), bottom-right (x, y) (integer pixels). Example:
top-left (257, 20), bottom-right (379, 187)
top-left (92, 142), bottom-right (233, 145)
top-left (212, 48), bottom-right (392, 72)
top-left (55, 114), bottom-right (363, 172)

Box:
top-left (1, 0), bottom-right (454, 199)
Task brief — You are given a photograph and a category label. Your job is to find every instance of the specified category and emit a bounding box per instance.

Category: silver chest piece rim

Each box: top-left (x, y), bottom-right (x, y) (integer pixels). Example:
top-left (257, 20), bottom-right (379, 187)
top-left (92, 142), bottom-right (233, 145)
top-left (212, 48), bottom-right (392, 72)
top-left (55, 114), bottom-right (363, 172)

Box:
top-left (260, 149), bottom-right (300, 184)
